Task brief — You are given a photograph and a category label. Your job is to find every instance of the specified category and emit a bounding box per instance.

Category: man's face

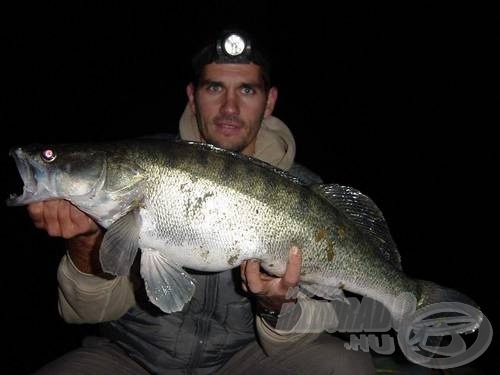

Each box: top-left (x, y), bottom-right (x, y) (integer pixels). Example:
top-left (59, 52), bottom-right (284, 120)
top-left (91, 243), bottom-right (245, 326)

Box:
top-left (187, 63), bottom-right (277, 156)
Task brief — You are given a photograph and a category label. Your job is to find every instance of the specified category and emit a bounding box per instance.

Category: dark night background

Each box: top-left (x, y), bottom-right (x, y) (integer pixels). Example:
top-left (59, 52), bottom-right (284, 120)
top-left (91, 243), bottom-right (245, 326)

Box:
top-left (1, 2), bottom-right (496, 374)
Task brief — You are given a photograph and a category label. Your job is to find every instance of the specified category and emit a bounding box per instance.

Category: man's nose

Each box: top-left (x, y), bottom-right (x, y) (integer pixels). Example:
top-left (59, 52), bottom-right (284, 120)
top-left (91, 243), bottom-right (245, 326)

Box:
top-left (220, 92), bottom-right (239, 115)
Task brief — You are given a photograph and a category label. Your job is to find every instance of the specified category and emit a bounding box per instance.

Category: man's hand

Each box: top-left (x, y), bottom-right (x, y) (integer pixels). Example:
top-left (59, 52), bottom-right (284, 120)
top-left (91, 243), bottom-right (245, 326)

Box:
top-left (28, 200), bottom-right (99, 239)
top-left (27, 200), bottom-right (104, 274)
top-left (240, 246), bottom-right (301, 312)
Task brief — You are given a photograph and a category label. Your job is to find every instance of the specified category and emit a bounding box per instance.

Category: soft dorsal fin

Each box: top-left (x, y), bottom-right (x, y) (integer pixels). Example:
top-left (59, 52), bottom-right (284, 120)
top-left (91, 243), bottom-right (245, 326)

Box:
top-left (311, 184), bottom-right (402, 270)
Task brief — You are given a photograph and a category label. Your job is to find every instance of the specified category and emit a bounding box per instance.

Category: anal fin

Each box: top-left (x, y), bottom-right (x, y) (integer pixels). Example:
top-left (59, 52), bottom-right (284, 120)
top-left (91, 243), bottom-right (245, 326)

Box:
top-left (300, 282), bottom-right (349, 304)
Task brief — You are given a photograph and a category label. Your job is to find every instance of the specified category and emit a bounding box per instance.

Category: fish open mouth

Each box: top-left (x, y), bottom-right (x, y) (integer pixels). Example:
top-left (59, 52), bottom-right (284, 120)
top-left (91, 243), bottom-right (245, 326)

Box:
top-left (6, 148), bottom-right (42, 206)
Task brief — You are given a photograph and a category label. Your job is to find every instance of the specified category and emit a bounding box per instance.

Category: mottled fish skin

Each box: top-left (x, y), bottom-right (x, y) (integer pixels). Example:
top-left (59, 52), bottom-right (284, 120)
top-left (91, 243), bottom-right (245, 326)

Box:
top-left (99, 140), bottom-right (408, 295)
top-left (6, 139), bottom-right (480, 323)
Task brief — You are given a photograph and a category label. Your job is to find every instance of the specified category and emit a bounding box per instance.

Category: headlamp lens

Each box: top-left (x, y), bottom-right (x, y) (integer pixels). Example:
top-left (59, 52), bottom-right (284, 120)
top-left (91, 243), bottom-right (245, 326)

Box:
top-left (223, 34), bottom-right (246, 56)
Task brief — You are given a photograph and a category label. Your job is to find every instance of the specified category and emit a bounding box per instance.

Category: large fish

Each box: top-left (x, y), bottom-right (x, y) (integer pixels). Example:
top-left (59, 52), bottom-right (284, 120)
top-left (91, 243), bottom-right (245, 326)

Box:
top-left (6, 138), bottom-right (479, 328)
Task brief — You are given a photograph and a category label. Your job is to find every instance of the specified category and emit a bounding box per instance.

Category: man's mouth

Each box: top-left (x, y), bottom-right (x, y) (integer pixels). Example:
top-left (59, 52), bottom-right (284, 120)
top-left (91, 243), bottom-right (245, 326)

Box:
top-left (214, 119), bottom-right (243, 135)
top-left (217, 122), bottom-right (240, 128)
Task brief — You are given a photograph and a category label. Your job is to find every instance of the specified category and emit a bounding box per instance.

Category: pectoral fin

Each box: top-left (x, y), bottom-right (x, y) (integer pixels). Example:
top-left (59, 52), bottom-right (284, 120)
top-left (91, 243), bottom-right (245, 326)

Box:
top-left (140, 249), bottom-right (196, 314)
top-left (99, 210), bottom-right (140, 275)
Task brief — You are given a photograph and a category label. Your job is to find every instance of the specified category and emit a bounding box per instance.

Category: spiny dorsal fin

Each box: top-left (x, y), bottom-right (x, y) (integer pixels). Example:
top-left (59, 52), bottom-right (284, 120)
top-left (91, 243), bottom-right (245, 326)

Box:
top-left (311, 184), bottom-right (402, 270)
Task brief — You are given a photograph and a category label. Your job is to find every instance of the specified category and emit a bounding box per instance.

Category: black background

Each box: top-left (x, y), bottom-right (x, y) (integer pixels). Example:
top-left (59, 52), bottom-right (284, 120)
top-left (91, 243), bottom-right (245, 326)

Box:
top-left (1, 2), bottom-right (496, 374)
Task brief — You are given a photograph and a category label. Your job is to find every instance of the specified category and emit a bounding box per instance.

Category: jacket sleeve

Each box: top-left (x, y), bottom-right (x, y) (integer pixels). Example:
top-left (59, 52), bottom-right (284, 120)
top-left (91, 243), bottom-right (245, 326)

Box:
top-left (57, 253), bottom-right (136, 323)
top-left (255, 297), bottom-right (339, 356)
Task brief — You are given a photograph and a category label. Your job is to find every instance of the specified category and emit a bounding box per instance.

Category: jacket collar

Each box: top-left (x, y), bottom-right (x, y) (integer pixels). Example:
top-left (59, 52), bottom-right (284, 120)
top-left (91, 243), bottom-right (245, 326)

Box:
top-left (179, 104), bottom-right (296, 170)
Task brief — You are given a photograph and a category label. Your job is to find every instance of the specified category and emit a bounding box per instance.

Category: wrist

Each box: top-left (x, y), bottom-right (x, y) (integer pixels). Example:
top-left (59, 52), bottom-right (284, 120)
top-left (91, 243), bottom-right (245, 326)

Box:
top-left (66, 230), bottom-right (103, 274)
top-left (257, 299), bottom-right (300, 328)
top-left (256, 293), bottom-right (297, 312)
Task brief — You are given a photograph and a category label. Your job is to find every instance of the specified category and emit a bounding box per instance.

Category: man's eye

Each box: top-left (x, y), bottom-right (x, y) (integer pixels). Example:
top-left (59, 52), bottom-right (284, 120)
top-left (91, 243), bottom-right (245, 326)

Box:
top-left (207, 84), bottom-right (221, 92)
top-left (241, 87), bottom-right (254, 95)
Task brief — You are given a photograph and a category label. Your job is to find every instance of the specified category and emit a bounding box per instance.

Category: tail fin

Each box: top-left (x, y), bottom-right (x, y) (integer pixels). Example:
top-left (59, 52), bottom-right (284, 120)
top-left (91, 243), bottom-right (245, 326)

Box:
top-left (416, 280), bottom-right (482, 333)
top-left (397, 280), bottom-right (486, 364)
top-left (420, 280), bottom-right (477, 304)
top-left (418, 280), bottom-right (478, 306)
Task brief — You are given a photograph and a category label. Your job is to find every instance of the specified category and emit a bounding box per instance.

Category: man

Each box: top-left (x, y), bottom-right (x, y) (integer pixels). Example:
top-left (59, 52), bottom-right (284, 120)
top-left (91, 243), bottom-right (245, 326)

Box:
top-left (31, 30), bottom-right (375, 374)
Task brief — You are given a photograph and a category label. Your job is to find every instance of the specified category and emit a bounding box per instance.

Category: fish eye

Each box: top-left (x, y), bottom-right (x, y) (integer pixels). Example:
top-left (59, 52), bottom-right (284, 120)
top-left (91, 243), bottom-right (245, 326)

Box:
top-left (41, 148), bottom-right (57, 163)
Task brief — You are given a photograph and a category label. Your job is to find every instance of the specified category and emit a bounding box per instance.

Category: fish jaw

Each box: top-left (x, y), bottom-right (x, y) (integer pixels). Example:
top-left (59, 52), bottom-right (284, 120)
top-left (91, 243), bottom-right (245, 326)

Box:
top-left (6, 148), bottom-right (56, 206)
top-left (6, 146), bottom-right (108, 208)
top-left (6, 143), bottom-right (147, 229)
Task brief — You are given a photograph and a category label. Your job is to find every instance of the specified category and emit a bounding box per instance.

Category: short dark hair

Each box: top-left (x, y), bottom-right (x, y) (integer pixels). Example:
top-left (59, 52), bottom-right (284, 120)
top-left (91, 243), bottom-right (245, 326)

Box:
top-left (191, 29), bottom-right (272, 91)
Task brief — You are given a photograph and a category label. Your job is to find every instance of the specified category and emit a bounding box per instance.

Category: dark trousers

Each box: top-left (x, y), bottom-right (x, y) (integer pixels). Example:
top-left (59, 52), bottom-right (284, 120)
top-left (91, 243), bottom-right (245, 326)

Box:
top-left (33, 333), bottom-right (376, 375)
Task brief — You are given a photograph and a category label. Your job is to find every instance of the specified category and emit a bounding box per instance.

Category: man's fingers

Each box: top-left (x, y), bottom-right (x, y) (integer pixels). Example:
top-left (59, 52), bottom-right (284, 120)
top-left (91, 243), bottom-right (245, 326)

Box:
top-left (44, 200), bottom-right (63, 236)
top-left (240, 260), bottom-right (248, 283)
top-left (241, 248), bottom-right (302, 297)
top-left (240, 261), bottom-right (252, 293)
top-left (282, 246), bottom-right (302, 288)
top-left (244, 259), bottom-right (261, 283)
top-left (243, 259), bottom-right (266, 294)
top-left (57, 200), bottom-right (71, 222)
top-left (27, 202), bottom-right (44, 227)
top-left (68, 204), bottom-right (91, 224)
top-left (43, 200), bottom-right (60, 222)
top-left (25, 199), bottom-right (99, 240)
top-left (68, 204), bottom-right (99, 235)
top-left (58, 201), bottom-right (76, 238)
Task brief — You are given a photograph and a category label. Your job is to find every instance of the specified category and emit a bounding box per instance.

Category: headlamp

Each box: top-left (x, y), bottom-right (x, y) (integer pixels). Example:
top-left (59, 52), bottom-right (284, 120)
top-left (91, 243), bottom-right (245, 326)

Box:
top-left (215, 31), bottom-right (253, 63)
top-left (191, 29), bottom-right (271, 88)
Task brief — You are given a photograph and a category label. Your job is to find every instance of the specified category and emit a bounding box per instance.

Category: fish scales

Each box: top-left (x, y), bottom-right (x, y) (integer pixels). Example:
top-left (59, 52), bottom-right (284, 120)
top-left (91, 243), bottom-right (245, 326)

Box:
top-left (139, 140), bottom-right (418, 312)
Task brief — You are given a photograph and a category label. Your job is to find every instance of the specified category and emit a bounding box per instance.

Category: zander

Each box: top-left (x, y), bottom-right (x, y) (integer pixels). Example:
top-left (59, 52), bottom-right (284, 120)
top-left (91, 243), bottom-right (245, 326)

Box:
top-left (6, 138), bottom-right (479, 331)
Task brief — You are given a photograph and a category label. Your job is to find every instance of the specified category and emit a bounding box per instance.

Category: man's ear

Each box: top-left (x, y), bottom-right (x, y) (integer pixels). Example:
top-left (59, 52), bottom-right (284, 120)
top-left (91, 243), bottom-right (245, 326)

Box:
top-left (264, 87), bottom-right (278, 118)
top-left (186, 83), bottom-right (196, 113)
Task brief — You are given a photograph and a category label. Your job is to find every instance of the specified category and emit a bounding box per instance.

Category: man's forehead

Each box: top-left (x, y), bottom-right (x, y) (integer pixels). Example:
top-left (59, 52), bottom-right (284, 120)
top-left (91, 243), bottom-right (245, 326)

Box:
top-left (202, 63), bottom-right (264, 83)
